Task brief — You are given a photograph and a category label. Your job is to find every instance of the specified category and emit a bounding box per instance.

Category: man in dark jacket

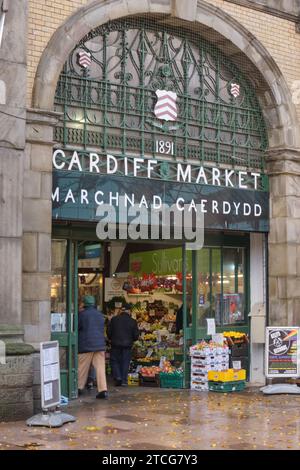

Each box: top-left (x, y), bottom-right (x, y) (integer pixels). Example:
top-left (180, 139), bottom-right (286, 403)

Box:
top-left (78, 295), bottom-right (108, 399)
top-left (107, 304), bottom-right (139, 386)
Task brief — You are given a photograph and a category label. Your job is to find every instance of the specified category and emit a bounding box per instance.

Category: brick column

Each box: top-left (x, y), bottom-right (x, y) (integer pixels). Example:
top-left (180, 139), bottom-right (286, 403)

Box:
top-left (267, 149), bottom-right (300, 326)
top-left (23, 109), bottom-right (60, 347)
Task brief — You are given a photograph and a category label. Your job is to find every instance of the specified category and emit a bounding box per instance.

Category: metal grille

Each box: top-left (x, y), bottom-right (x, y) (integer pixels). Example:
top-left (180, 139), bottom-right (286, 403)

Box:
top-left (54, 17), bottom-right (268, 170)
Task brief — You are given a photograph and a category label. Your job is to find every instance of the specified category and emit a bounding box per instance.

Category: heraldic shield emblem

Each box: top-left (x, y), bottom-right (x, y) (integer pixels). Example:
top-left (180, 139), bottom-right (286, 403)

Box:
top-left (154, 90), bottom-right (178, 121)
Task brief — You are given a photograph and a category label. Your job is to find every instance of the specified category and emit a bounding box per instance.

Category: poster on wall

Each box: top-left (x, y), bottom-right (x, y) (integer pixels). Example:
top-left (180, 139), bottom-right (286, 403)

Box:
top-left (265, 327), bottom-right (300, 378)
top-left (104, 277), bottom-right (126, 302)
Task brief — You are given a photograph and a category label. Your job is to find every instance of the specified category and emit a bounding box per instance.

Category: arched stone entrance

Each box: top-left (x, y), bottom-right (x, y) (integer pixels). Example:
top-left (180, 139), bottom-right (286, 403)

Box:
top-left (24, 0), bottom-right (300, 369)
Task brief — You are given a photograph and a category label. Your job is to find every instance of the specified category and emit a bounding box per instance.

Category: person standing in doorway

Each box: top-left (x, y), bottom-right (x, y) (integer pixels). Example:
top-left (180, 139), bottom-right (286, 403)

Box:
top-left (78, 295), bottom-right (108, 399)
top-left (107, 304), bottom-right (139, 386)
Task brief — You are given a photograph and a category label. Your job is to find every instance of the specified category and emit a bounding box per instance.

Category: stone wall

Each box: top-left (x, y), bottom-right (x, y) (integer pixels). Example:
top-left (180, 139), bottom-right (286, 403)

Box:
top-left (22, 109), bottom-right (60, 347)
top-left (0, 354), bottom-right (34, 421)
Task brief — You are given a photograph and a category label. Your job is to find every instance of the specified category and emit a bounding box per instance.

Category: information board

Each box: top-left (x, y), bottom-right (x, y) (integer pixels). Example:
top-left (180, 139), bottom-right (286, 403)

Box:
top-left (40, 341), bottom-right (61, 409)
top-left (265, 327), bottom-right (300, 378)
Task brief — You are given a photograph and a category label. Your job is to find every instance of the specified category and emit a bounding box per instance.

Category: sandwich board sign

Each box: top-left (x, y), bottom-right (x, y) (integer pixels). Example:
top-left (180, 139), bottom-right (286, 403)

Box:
top-left (41, 341), bottom-right (61, 409)
top-left (265, 327), bottom-right (300, 378)
top-left (26, 341), bottom-right (76, 427)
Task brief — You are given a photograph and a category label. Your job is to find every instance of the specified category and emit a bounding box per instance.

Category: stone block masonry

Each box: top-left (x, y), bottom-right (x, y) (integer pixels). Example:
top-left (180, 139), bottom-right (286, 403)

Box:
top-left (0, 355), bottom-right (34, 421)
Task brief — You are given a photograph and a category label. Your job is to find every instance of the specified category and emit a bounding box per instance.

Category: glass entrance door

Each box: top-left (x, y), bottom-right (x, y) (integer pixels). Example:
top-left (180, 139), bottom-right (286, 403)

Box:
top-left (191, 241), bottom-right (250, 343)
top-left (51, 239), bottom-right (78, 399)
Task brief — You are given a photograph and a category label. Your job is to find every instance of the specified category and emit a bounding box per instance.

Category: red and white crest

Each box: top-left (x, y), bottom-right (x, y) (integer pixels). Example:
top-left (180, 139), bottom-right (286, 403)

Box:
top-left (154, 90), bottom-right (178, 121)
top-left (77, 50), bottom-right (92, 69)
top-left (230, 83), bottom-right (240, 98)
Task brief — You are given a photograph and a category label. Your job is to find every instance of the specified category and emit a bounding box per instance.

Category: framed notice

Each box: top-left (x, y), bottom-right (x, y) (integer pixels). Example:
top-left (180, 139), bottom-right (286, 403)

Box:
top-left (265, 327), bottom-right (300, 378)
top-left (40, 341), bottom-right (61, 409)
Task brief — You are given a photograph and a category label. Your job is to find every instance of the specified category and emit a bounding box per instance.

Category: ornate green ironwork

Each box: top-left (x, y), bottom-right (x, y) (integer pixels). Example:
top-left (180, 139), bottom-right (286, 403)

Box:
top-left (54, 17), bottom-right (268, 170)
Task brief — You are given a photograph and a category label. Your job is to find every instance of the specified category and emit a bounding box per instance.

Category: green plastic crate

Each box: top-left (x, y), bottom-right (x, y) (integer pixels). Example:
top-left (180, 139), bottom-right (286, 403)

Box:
top-left (208, 380), bottom-right (246, 393)
top-left (159, 372), bottom-right (184, 389)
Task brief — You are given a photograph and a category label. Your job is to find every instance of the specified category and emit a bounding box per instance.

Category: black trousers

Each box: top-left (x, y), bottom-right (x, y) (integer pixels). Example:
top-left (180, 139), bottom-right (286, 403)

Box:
top-left (110, 347), bottom-right (132, 384)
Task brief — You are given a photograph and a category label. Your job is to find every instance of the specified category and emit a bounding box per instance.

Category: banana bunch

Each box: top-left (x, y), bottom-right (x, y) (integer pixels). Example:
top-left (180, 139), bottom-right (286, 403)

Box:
top-left (143, 333), bottom-right (156, 341)
top-left (223, 331), bottom-right (245, 339)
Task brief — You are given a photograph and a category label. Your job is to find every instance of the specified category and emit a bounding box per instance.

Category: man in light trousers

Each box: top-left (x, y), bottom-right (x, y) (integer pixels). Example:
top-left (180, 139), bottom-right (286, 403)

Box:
top-left (78, 295), bottom-right (108, 399)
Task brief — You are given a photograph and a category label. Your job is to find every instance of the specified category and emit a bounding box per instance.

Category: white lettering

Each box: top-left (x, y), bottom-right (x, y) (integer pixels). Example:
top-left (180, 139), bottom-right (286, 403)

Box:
top-left (177, 164), bottom-right (191, 183)
top-left (238, 171), bottom-right (248, 189)
top-left (124, 193), bottom-right (134, 207)
top-left (139, 195), bottom-right (148, 208)
top-left (189, 199), bottom-right (197, 212)
top-left (147, 159), bottom-right (157, 179)
top-left (200, 199), bottom-right (207, 213)
top-left (251, 173), bottom-right (260, 190)
top-left (65, 189), bottom-right (75, 203)
top-left (68, 151), bottom-right (82, 171)
top-left (133, 158), bottom-right (144, 177)
top-left (81, 189), bottom-right (89, 204)
top-left (225, 169), bottom-right (235, 187)
top-left (254, 204), bottom-right (262, 217)
top-left (89, 153), bottom-right (100, 173)
top-left (109, 192), bottom-right (119, 206)
top-left (244, 203), bottom-right (251, 216)
top-left (153, 195), bottom-right (162, 209)
top-left (223, 201), bottom-right (231, 214)
top-left (107, 154), bottom-right (118, 174)
top-left (212, 168), bottom-right (221, 186)
top-left (124, 157), bottom-right (128, 176)
top-left (233, 202), bottom-right (241, 214)
top-left (176, 198), bottom-right (185, 211)
top-left (196, 166), bottom-right (208, 185)
top-left (52, 187), bottom-right (59, 202)
top-left (212, 200), bottom-right (219, 214)
top-left (95, 191), bottom-right (104, 205)
top-left (53, 149), bottom-right (66, 170)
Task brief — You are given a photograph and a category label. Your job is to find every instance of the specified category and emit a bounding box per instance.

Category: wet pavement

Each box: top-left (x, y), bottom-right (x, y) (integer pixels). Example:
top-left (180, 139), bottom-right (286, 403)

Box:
top-left (1, 386), bottom-right (300, 450)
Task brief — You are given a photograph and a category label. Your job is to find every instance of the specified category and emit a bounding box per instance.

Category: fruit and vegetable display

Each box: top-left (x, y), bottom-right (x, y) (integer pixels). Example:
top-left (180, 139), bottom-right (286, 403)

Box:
top-left (223, 331), bottom-right (249, 344)
top-left (129, 299), bottom-right (183, 366)
top-left (138, 360), bottom-right (184, 388)
top-left (123, 273), bottom-right (183, 294)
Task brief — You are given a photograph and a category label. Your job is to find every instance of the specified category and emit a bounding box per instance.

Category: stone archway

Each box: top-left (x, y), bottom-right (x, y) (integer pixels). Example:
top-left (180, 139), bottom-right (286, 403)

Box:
top-left (23, 0), bottom-right (300, 351)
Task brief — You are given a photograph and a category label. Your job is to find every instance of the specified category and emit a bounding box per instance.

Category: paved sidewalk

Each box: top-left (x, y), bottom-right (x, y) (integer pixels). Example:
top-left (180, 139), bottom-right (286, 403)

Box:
top-left (0, 387), bottom-right (300, 450)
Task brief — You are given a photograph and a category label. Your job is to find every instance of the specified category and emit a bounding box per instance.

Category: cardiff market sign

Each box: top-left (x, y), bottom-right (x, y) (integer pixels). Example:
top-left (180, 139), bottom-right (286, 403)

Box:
top-left (52, 149), bottom-right (269, 233)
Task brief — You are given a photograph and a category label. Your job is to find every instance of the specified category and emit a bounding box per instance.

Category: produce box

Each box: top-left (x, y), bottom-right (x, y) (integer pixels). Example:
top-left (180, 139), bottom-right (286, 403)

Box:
top-left (208, 380), bottom-right (246, 393)
top-left (139, 373), bottom-right (160, 387)
top-left (207, 369), bottom-right (246, 382)
top-left (159, 372), bottom-right (184, 389)
top-left (190, 382), bottom-right (208, 391)
top-left (229, 356), bottom-right (249, 379)
top-left (191, 373), bottom-right (208, 383)
top-left (128, 374), bottom-right (139, 386)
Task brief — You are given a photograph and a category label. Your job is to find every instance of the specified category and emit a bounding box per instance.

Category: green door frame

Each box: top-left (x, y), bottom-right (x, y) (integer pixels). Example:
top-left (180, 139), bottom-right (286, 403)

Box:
top-left (51, 238), bottom-right (78, 399)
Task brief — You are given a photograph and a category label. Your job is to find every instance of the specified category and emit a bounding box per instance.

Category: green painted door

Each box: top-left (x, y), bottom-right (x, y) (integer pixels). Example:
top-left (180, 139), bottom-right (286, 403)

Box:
top-left (51, 239), bottom-right (78, 399)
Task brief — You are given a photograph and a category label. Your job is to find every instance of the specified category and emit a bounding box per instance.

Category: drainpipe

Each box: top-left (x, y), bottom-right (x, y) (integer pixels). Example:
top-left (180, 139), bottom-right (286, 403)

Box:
top-left (265, 232), bottom-right (269, 327)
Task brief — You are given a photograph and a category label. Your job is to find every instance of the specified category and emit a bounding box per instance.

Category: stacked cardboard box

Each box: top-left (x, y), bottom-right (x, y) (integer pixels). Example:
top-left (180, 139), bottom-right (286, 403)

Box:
top-left (190, 341), bottom-right (230, 391)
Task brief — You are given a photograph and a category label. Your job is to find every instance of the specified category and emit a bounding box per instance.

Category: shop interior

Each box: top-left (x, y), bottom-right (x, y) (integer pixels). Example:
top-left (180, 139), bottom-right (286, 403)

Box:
top-left (50, 236), bottom-right (248, 395)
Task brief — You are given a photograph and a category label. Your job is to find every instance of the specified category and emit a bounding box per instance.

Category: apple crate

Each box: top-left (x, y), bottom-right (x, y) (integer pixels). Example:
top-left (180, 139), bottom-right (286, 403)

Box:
top-left (159, 372), bottom-right (184, 389)
top-left (208, 380), bottom-right (246, 393)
